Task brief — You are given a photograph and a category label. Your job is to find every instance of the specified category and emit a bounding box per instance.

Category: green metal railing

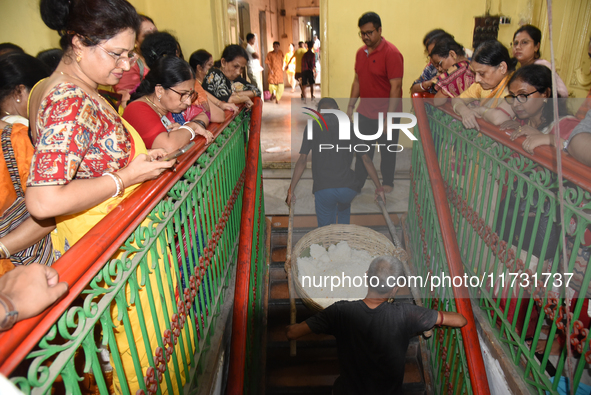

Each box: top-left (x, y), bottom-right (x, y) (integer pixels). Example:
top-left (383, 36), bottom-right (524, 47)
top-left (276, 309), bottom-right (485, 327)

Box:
top-left (419, 100), bottom-right (591, 394)
top-left (408, 107), bottom-right (477, 395)
top-left (1, 107), bottom-right (267, 394)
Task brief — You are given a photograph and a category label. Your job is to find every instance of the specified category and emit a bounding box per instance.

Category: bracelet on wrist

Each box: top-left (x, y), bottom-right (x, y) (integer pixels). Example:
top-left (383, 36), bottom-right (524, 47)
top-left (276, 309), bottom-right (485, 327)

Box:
top-left (179, 125), bottom-right (196, 140)
top-left (420, 82), bottom-right (426, 91)
top-left (0, 293), bottom-right (18, 331)
top-left (102, 171), bottom-right (125, 198)
top-left (0, 241), bottom-right (10, 259)
top-left (192, 120), bottom-right (208, 130)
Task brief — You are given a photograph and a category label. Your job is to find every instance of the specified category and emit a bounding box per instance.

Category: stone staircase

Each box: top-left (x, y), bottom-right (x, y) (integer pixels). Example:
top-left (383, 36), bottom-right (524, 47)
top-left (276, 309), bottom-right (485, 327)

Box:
top-left (263, 217), bottom-right (430, 395)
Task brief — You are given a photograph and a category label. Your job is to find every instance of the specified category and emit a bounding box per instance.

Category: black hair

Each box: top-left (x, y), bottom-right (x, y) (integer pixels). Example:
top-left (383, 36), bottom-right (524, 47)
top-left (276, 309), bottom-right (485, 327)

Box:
top-left (430, 36), bottom-right (466, 58)
top-left (131, 56), bottom-right (194, 101)
top-left (472, 40), bottom-right (518, 71)
top-left (425, 31), bottom-right (453, 51)
top-left (220, 44), bottom-right (249, 63)
top-left (306, 41), bottom-right (314, 50)
top-left (298, 41), bottom-right (304, 47)
top-left (39, 0), bottom-right (141, 51)
top-left (213, 59), bottom-right (221, 68)
top-left (246, 33), bottom-right (255, 42)
top-left (513, 24), bottom-right (542, 59)
top-left (508, 64), bottom-right (569, 129)
top-left (0, 43), bottom-right (24, 56)
top-left (36, 48), bottom-right (64, 73)
top-left (138, 14), bottom-right (154, 25)
top-left (140, 31), bottom-right (179, 69)
top-left (189, 49), bottom-right (212, 71)
top-left (317, 98), bottom-right (338, 110)
top-left (358, 12), bottom-right (381, 29)
top-left (0, 52), bottom-right (50, 104)
top-left (273, 41), bottom-right (280, 46)
top-left (423, 29), bottom-right (449, 47)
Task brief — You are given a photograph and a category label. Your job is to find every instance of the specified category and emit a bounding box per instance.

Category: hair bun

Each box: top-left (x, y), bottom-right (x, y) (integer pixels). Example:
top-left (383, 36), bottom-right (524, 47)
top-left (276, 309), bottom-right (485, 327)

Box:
top-left (40, 0), bottom-right (71, 31)
top-left (508, 57), bottom-right (519, 70)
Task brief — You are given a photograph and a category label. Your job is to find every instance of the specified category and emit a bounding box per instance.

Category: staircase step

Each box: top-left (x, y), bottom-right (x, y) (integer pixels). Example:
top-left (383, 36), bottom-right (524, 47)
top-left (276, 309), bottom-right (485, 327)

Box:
top-left (267, 359), bottom-right (340, 388)
top-left (272, 247), bottom-right (287, 263)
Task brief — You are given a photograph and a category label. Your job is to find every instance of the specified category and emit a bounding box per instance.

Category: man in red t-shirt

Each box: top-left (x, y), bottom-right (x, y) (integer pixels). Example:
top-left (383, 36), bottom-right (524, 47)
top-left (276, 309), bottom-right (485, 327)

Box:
top-left (347, 12), bottom-right (403, 193)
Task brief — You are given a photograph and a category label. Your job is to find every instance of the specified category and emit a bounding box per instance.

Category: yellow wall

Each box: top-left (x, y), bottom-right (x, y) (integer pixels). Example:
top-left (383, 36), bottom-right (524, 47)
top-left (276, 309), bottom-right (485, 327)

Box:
top-left (0, 0), bottom-right (228, 60)
top-left (129, 0), bottom-right (225, 59)
top-left (0, 0), bottom-right (59, 55)
top-left (321, 0), bottom-right (536, 100)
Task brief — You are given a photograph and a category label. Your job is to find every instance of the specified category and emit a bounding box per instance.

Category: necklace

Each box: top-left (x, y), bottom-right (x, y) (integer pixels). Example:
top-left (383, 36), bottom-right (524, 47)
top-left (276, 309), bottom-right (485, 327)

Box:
top-left (144, 95), bottom-right (165, 117)
top-left (59, 71), bottom-right (113, 110)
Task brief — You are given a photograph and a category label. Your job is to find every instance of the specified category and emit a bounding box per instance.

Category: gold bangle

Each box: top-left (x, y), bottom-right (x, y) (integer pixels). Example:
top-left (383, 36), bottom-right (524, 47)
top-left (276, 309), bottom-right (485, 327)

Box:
top-left (102, 171), bottom-right (125, 198)
top-left (0, 241), bottom-right (9, 259)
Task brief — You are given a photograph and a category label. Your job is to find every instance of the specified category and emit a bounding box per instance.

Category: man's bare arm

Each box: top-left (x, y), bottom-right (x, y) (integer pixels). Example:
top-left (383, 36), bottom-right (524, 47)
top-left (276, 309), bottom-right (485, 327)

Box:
top-left (388, 78), bottom-right (403, 113)
top-left (436, 311), bottom-right (468, 328)
top-left (286, 322), bottom-right (313, 340)
top-left (347, 73), bottom-right (361, 119)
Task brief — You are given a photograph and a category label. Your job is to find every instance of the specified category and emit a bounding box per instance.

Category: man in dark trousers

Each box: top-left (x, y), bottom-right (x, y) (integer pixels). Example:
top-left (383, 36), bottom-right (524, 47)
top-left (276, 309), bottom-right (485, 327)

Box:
top-left (286, 98), bottom-right (386, 227)
top-left (347, 12), bottom-right (404, 194)
top-left (286, 256), bottom-right (467, 394)
top-left (301, 40), bottom-right (316, 103)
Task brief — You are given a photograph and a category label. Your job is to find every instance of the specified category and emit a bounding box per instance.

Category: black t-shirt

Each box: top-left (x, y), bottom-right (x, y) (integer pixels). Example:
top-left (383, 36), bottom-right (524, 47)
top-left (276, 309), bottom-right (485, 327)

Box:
top-left (299, 115), bottom-right (361, 193)
top-left (305, 300), bottom-right (438, 395)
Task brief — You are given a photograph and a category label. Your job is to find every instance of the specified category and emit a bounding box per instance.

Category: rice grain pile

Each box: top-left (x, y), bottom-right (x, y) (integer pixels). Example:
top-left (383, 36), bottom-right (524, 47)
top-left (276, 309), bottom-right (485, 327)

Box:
top-left (297, 241), bottom-right (375, 308)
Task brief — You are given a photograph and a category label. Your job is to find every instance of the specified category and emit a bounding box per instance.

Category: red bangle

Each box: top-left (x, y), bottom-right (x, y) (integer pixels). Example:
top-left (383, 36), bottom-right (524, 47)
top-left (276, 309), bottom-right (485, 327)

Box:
top-left (375, 187), bottom-right (384, 193)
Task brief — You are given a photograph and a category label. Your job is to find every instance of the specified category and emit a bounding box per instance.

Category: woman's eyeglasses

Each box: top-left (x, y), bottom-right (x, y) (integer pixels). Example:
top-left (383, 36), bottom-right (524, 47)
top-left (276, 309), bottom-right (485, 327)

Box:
top-left (169, 88), bottom-right (198, 103)
top-left (505, 90), bottom-right (540, 104)
top-left (510, 39), bottom-right (532, 48)
top-left (95, 44), bottom-right (137, 66)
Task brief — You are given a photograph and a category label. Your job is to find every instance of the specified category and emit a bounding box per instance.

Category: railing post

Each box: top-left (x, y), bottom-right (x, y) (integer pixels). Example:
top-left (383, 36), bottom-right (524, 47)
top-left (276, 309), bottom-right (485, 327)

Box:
top-left (227, 97), bottom-right (263, 395)
top-left (412, 96), bottom-right (491, 395)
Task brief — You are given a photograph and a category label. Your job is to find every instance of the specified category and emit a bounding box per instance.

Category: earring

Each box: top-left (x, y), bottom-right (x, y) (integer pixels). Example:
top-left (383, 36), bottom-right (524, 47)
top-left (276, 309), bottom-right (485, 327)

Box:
top-left (16, 98), bottom-right (20, 103)
top-left (158, 96), bottom-right (161, 101)
top-left (543, 99), bottom-right (547, 103)
top-left (76, 52), bottom-right (82, 62)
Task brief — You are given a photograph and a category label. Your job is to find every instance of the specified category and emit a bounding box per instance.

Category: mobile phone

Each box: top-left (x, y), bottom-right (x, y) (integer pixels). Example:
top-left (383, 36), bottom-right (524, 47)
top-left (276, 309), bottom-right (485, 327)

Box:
top-left (159, 142), bottom-right (195, 161)
top-left (160, 115), bottom-right (173, 129)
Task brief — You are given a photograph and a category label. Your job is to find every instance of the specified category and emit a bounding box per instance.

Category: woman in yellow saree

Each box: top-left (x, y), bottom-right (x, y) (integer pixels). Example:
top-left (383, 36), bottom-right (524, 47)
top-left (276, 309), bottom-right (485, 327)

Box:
top-left (26, 0), bottom-right (192, 393)
top-left (451, 40), bottom-right (518, 131)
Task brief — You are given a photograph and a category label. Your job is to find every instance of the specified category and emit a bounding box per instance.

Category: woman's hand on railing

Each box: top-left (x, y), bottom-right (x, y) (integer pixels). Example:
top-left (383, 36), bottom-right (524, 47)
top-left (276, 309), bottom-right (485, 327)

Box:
top-left (117, 151), bottom-right (175, 187)
top-left (508, 124), bottom-right (541, 141)
top-left (522, 134), bottom-right (553, 155)
top-left (190, 122), bottom-right (214, 145)
top-left (0, 264), bottom-right (68, 328)
top-left (457, 107), bottom-right (482, 131)
top-left (220, 102), bottom-right (239, 113)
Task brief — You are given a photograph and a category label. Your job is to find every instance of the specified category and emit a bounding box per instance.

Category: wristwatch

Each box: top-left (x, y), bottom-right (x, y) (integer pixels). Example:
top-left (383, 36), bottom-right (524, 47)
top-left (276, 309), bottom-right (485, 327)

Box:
top-left (563, 138), bottom-right (570, 153)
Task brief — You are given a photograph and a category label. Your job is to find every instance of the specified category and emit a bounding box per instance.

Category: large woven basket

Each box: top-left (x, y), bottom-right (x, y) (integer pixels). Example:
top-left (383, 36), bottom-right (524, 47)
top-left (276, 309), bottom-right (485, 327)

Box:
top-left (290, 224), bottom-right (407, 313)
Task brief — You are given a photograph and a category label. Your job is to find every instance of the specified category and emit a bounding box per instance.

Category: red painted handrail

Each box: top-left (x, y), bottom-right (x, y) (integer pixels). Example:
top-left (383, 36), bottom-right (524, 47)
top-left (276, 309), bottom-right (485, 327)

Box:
top-left (0, 108), bottom-right (243, 375)
top-left (412, 95), bottom-right (491, 395)
top-left (227, 97), bottom-right (263, 395)
top-left (435, 100), bottom-right (591, 191)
